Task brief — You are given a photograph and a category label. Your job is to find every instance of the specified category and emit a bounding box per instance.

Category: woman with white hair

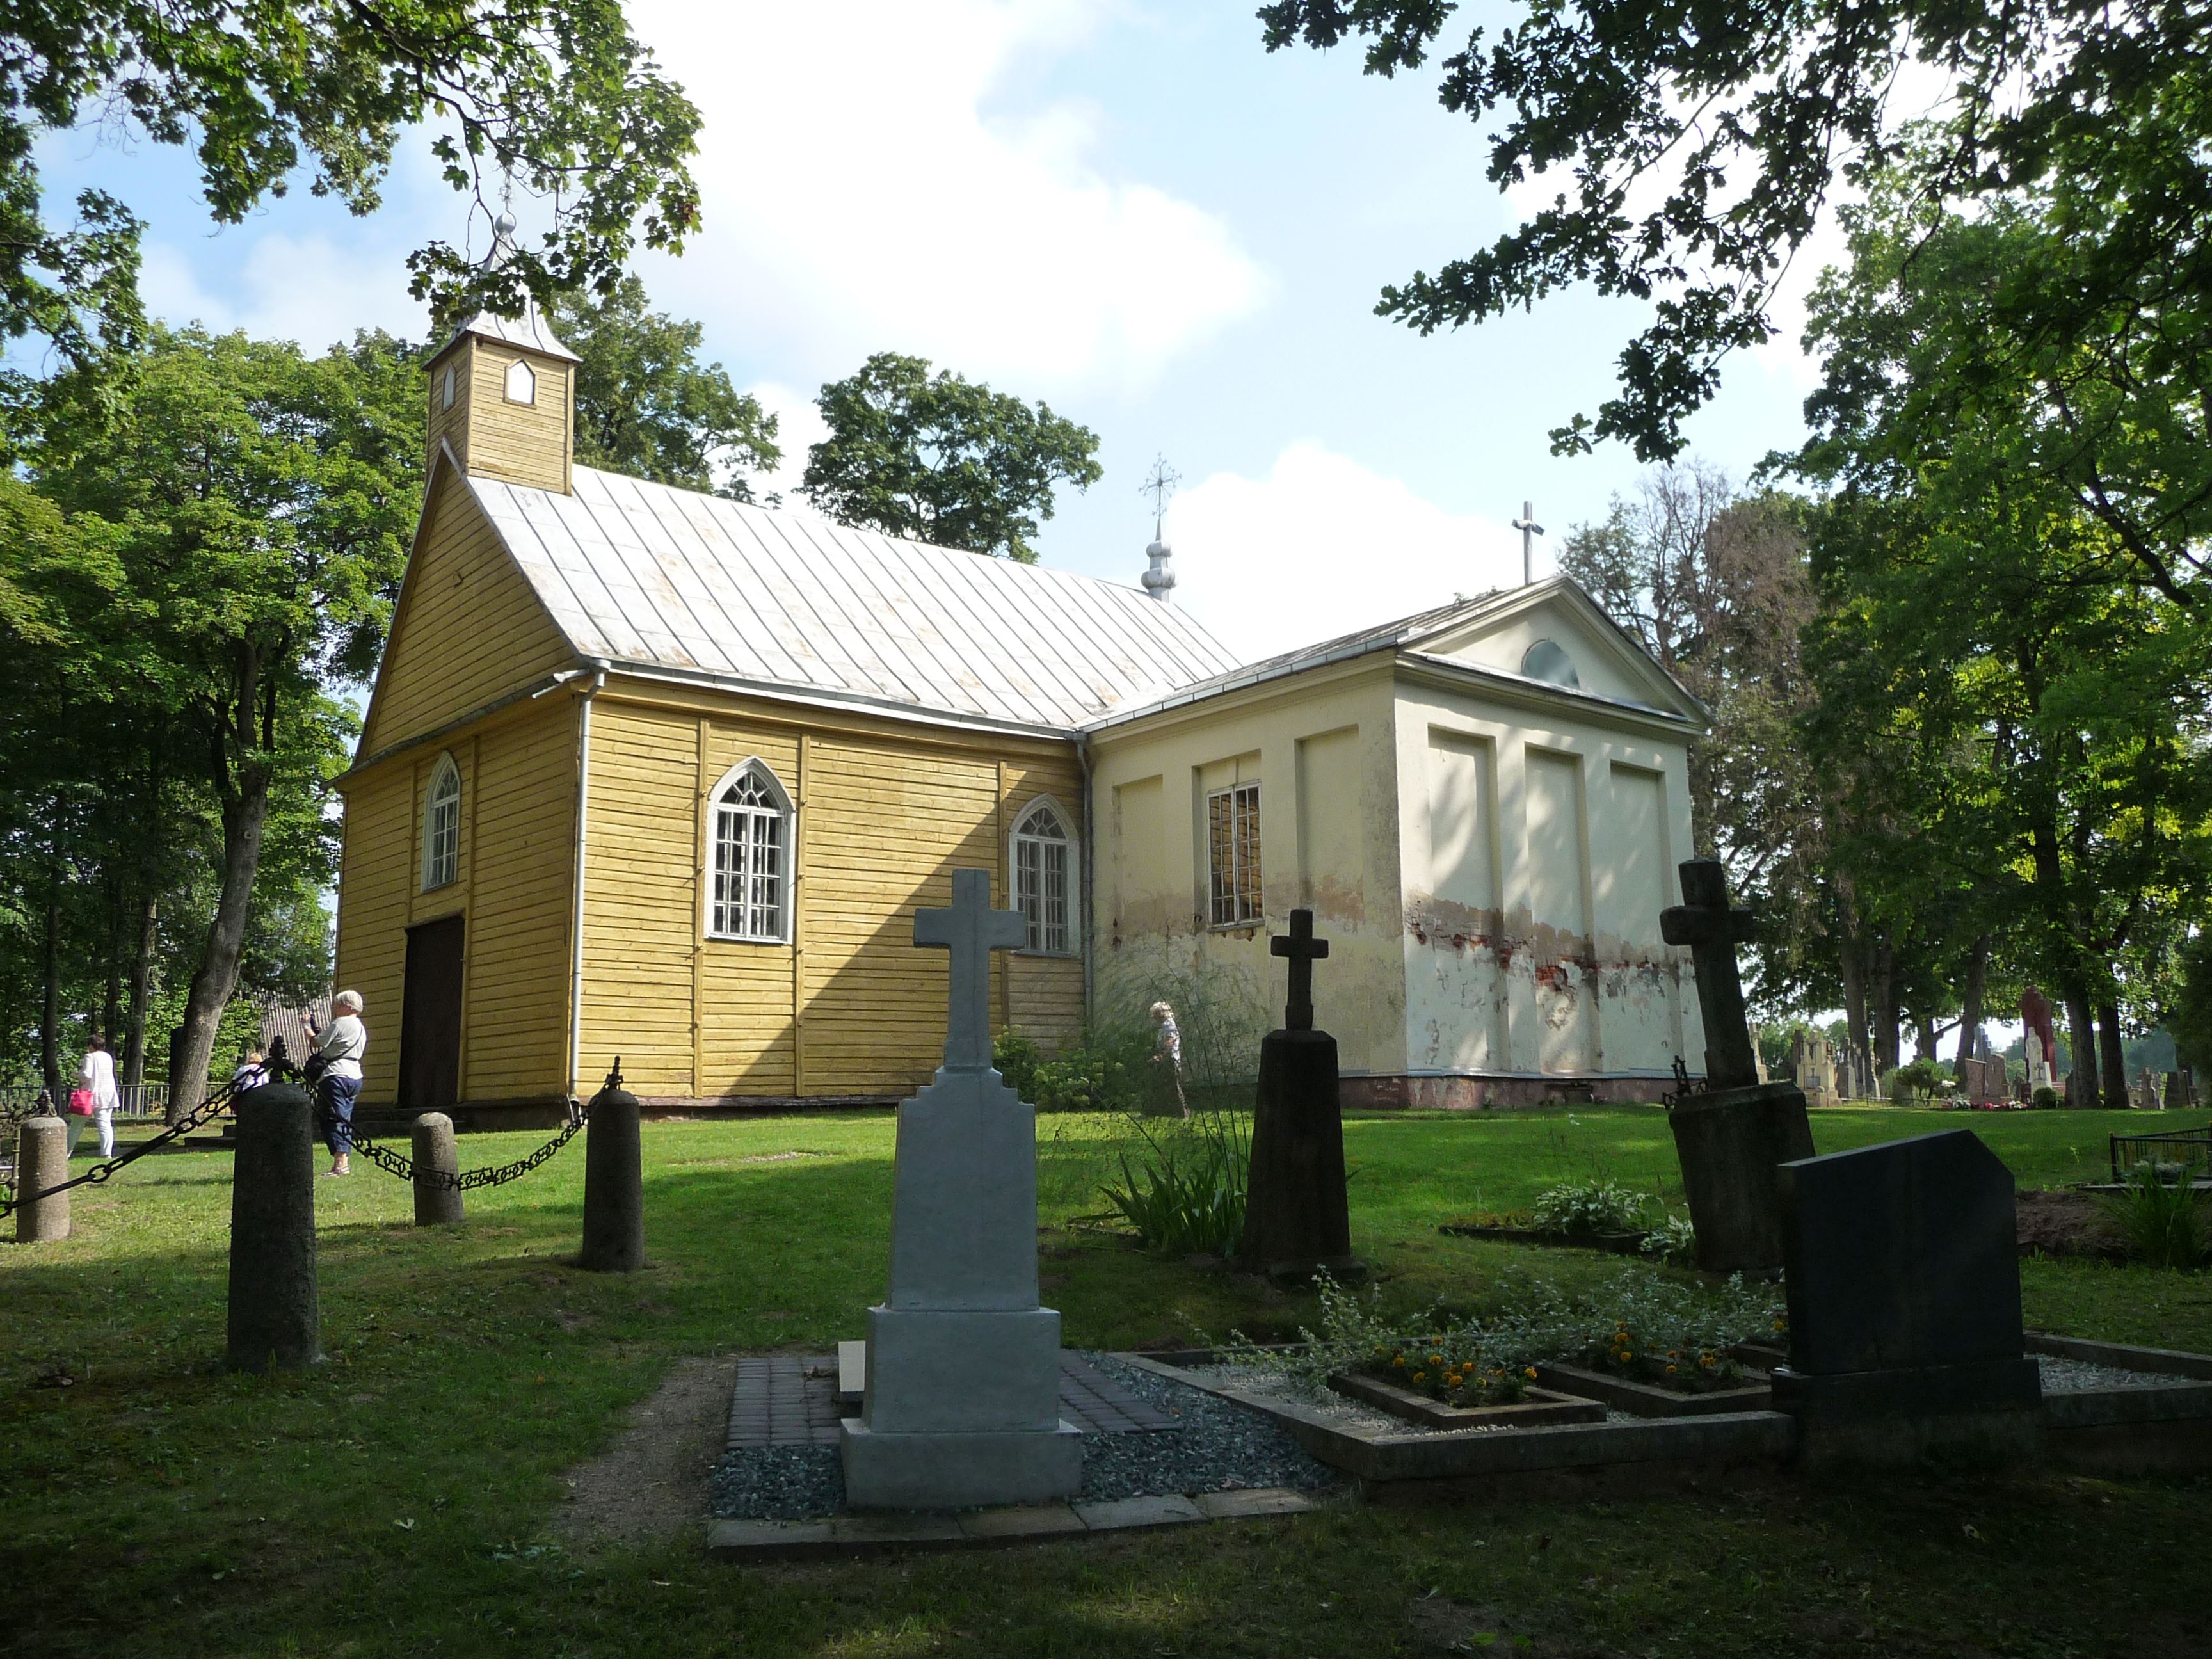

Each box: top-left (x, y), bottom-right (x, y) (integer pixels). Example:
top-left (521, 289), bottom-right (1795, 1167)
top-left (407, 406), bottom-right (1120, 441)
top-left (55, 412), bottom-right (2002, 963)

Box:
top-left (309, 991), bottom-right (369, 1176)
top-left (1147, 1000), bottom-right (1189, 1121)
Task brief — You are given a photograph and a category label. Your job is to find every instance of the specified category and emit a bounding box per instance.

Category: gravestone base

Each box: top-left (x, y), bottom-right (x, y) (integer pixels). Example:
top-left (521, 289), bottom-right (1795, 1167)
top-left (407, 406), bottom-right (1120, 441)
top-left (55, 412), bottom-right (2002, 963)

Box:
top-left (1669, 1080), bottom-right (1815, 1272)
top-left (838, 1420), bottom-right (1084, 1511)
top-left (1774, 1359), bottom-right (2044, 1468)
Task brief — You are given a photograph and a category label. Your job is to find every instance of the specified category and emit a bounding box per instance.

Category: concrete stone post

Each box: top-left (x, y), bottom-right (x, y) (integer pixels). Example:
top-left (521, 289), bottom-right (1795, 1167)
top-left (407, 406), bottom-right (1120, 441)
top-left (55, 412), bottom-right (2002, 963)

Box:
top-left (578, 1071), bottom-right (644, 1272)
top-left (226, 1081), bottom-right (321, 1372)
top-left (13, 1115), bottom-right (70, 1242)
top-left (410, 1113), bottom-right (465, 1226)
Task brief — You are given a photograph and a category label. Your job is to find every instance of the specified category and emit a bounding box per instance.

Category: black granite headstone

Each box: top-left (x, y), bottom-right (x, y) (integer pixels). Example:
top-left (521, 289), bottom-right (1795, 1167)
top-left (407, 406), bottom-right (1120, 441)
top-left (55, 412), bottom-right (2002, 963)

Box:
top-left (1773, 1129), bottom-right (2041, 1464)
top-left (1235, 910), bottom-right (1361, 1283)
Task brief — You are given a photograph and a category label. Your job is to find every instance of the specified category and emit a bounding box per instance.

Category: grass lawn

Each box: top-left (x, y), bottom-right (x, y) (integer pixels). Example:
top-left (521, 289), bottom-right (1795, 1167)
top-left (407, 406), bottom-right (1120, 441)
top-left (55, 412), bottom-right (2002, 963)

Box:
top-left (3, 1103), bottom-right (2208, 1656)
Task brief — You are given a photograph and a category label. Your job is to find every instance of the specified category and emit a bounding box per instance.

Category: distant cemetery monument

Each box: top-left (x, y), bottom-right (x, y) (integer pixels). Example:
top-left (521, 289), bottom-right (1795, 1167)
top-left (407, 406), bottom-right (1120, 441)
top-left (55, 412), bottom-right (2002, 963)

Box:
top-left (838, 869), bottom-right (1081, 1510)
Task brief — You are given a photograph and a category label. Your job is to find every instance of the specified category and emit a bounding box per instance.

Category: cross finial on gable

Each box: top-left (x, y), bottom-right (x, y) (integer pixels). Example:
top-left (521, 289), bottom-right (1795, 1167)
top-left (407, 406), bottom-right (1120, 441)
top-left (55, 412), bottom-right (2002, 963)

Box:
top-left (1270, 908), bottom-right (1331, 1032)
top-left (915, 867), bottom-right (1026, 1071)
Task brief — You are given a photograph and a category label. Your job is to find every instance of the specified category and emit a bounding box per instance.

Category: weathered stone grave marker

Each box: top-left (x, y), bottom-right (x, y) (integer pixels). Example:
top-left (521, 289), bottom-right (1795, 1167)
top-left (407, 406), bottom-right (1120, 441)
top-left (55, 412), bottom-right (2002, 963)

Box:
top-left (13, 1112), bottom-right (69, 1242)
top-left (1236, 908), bottom-right (1361, 1283)
top-left (227, 1079), bottom-right (321, 1372)
top-left (1660, 858), bottom-right (1815, 1272)
top-left (1774, 1128), bottom-right (2040, 1464)
top-left (412, 1112), bottom-right (465, 1226)
top-left (578, 1064), bottom-right (644, 1272)
top-left (838, 867), bottom-right (1080, 1509)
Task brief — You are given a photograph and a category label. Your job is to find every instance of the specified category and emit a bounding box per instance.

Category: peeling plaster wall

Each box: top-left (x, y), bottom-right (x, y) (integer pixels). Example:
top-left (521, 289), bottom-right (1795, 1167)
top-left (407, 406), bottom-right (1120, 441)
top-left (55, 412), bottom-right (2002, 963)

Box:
top-left (1090, 662), bottom-right (1404, 1073)
top-left (1393, 675), bottom-right (1700, 1089)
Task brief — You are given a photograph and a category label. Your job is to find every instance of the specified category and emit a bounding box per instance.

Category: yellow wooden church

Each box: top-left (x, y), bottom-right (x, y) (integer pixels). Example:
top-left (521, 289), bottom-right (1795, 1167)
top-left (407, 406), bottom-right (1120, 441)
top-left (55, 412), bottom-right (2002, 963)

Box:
top-left (335, 306), bottom-right (1712, 1121)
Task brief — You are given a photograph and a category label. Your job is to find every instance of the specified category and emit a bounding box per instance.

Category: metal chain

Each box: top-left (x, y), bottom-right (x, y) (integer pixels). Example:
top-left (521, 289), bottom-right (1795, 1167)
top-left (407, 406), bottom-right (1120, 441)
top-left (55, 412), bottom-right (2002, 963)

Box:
top-left (0, 1076), bottom-right (246, 1220)
top-left (323, 1098), bottom-right (589, 1192)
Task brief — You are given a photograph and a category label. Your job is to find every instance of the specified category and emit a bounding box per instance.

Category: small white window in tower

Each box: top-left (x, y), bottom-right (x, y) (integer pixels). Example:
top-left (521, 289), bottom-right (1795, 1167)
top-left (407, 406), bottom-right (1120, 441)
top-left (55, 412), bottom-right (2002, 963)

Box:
top-left (440, 364), bottom-right (456, 410)
top-left (1206, 782), bottom-right (1263, 927)
top-left (708, 760), bottom-right (792, 942)
top-left (504, 357), bottom-right (536, 406)
top-left (421, 754), bottom-right (461, 890)
top-left (1011, 799), bottom-right (1078, 955)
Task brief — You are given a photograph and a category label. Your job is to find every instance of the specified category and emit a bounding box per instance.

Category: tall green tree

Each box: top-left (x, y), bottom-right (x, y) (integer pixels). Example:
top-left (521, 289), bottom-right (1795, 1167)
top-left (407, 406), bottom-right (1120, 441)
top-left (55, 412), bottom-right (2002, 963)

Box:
top-left (1258, 3), bottom-right (2212, 463)
top-left (802, 353), bottom-right (1102, 563)
top-left (2, 1), bottom-right (702, 376)
top-left (550, 275), bottom-right (781, 500)
top-left (24, 326), bottom-right (425, 1112)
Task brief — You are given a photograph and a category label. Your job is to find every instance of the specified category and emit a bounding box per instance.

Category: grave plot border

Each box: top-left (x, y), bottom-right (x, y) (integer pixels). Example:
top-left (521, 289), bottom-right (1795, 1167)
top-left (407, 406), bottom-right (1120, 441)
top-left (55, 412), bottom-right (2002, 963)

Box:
top-left (1534, 1360), bottom-right (1774, 1418)
top-left (1437, 1222), bottom-right (1651, 1257)
top-left (2026, 1333), bottom-right (2212, 1475)
top-left (1116, 1355), bottom-right (1796, 1486)
top-left (1328, 1370), bottom-right (1603, 1431)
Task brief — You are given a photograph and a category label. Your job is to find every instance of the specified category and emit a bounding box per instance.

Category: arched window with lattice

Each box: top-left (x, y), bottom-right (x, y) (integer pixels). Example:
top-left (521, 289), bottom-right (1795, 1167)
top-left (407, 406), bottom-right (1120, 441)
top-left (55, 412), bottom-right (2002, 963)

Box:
top-left (1010, 797), bottom-right (1078, 956)
top-left (707, 760), bottom-right (793, 942)
top-left (421, 753), bottom-right (461, 891)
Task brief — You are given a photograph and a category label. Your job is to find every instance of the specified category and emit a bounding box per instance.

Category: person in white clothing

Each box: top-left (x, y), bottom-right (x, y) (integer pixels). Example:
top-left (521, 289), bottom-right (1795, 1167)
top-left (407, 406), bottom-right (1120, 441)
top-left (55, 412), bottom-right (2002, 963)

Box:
top-left (309, 991), bottom-right (369, 1176)
top-left (72, 1033), bottom-right (121, 1157)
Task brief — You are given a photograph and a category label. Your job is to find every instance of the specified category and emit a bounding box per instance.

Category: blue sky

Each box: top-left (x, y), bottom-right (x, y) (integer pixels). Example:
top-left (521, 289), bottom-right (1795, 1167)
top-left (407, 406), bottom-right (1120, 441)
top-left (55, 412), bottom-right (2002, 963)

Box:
top-left (35, 1), bottom-right (1825, 662)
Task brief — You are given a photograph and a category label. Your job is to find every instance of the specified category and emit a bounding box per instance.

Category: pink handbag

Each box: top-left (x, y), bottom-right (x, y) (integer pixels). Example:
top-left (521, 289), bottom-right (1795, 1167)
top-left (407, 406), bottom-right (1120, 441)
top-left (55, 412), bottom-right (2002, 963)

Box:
top-left (67, 1087), bottom-right (96, 1116)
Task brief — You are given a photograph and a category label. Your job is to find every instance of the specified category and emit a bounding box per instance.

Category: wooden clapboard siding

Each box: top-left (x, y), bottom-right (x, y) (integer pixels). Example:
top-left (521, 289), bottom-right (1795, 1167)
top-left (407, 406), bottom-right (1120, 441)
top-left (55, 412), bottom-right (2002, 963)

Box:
top-left (458, 701), bottom-right (577, 1099)
top-left (998, 753), bottom-right (1087, 1054)
top-left (360, 463), bottom-right (575, 755)
top-left (333, 695), bottom-right (577, 1106)
top-left (572, 684), bottom-right (1087, 1101)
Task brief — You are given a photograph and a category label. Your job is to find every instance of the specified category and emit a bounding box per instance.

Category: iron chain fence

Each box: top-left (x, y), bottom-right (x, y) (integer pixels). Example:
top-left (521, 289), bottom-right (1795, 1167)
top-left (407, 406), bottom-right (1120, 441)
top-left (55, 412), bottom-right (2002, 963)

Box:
top-left (323, 1097), bottom-right (590, 1192)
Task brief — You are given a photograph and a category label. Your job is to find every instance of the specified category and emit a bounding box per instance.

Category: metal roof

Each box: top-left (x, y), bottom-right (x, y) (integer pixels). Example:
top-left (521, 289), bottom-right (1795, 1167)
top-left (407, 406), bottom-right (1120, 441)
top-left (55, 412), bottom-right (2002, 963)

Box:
top-left (472, 465), bottom-right (1243, 732)
top-left (434, 305), bottom-right (582, 364)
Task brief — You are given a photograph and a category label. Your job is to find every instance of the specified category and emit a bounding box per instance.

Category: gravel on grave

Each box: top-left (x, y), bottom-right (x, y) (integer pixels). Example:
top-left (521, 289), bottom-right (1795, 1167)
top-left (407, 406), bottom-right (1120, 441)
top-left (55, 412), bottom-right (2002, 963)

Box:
top-left (2035, 1353), bottom-right (2192, 1392)
top-left (706, 1352), bottom-right (1342, 1521)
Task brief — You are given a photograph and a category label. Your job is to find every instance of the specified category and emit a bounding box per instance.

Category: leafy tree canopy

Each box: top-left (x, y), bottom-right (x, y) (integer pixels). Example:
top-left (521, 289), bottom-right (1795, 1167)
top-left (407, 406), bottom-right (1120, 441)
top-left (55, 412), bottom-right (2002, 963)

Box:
top-left (1, 1), bottom-right (701, 375)
top-left (1258, 1), bottom-right (2212, 462)
top-left (550, 275), bottom-right (780, 501)
top-left (801, 352), bottom-right (1102, 563)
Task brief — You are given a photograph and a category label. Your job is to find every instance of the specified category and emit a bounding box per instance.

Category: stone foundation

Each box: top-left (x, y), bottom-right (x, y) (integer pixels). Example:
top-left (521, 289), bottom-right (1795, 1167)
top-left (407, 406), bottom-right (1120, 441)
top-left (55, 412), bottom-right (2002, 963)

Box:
top-left (1340, 1073), bottom-right (1679, 1112)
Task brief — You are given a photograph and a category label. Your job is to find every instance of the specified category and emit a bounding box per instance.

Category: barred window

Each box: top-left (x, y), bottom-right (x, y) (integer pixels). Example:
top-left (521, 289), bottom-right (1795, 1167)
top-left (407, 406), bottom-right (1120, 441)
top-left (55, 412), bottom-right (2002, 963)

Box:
top-left (1206, 782), bottom-right (1262, 927)
top-left (1011, 799), bottom-right (1077, 955)
top-left (421, 754), bottom-right (461, 890)
top-left (709, 761), bottom-right (791, 942)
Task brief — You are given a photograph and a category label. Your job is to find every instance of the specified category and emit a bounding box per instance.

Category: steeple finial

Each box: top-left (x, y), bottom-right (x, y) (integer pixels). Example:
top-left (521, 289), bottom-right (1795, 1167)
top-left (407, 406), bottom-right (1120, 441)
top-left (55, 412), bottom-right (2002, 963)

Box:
top-left (1140, 453), bottom-right (1181, 604)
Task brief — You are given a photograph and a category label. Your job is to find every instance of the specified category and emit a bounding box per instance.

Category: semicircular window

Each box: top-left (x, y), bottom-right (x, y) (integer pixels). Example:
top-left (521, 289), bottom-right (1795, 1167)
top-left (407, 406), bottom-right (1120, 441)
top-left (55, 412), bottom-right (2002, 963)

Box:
top-left (1521, 638), bottom-right (1582, 689)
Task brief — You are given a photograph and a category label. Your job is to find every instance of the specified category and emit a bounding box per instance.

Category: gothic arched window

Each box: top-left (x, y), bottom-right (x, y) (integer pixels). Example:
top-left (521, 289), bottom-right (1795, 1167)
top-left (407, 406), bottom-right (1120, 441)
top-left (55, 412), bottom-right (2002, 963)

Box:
top-left (1011, 797), bottom-right (1078, 956)
top-left (707, 760), bottom-right (793, 942)
top-left (421, 753), bottom-right (461, 890)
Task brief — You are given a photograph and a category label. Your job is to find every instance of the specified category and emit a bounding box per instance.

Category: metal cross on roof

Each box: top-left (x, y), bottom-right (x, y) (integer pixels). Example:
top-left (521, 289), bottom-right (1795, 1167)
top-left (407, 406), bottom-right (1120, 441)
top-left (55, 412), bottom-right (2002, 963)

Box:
top-left (1512, 500), bottom-right (1545, 586)
top-left (1270, 908), bottom-right (1331, 1032)
top-left (1140, 454), bottom-right (1182, 540)
top-left (915, 868), bottom-right (1026, 1071)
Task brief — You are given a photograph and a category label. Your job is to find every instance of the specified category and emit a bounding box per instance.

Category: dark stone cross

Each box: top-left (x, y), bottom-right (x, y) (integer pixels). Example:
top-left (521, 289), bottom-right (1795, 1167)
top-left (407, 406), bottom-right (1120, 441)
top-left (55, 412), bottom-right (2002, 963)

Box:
top-left (1660, 858), bottom-right (1761, 1091)
top-left (1270, 909), bottom-right (1330, 1031)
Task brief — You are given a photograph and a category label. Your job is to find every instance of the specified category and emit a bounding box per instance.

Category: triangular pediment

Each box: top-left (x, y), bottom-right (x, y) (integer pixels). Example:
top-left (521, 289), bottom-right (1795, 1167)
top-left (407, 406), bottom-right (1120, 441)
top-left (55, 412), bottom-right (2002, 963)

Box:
top-left (1407, 579), bottom-right (1706, 723)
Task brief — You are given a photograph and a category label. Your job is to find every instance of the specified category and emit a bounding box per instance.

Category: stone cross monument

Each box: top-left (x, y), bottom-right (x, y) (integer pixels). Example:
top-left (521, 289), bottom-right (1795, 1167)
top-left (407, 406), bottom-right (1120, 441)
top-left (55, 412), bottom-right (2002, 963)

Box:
top-left (838, 867), bottom-right (1082, 1509)
top-left (1237, 908), bottom-right (1361, 1283)
top-left (1658, 858), bottom-right (1816, 1272)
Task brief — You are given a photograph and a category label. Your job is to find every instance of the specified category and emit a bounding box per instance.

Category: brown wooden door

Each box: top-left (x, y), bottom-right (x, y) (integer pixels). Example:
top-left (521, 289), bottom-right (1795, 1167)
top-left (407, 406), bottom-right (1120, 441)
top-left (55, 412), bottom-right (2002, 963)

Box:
top-left (398, 915), bottom-right (466, 1109)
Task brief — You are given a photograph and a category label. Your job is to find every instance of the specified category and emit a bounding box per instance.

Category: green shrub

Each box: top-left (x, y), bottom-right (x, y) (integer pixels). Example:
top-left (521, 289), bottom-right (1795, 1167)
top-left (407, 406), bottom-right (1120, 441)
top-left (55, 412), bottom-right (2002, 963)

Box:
top-left (1639, 1212), bottom-right (1699, 1266)
top-left (1096, 1110), bottom-right (1249, 1255)
top-left (2099, 1168), bottom-right (2211, 1269)
top-left (991, 1029), bottom-right (1041, 1099)
top-left (1530, 1178), bottom-right (1650, 1237)
top-left (1891, 1059), bottom-right (1945, 1104)
top-left (2032, 1085), bottom-right (2062, 1110)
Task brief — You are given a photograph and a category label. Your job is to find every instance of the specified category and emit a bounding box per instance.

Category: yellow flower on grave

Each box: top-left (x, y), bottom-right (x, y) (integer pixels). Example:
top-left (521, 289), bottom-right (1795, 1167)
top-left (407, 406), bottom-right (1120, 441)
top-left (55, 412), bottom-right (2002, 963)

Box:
top-left (1524, 1366), bottom-right (1538, 1380)
top-left (1772, 1318), bottom-right (1787, 1333)
top-left (1392, 1354), bottom-right (1406, 1368)
top-left (1412, 1372), bottom-right (1427, 1385)
top-left (1429, 1354), bottom-right (1443, 1366)
top-left (1665, 1364), bottom-right (1678, 1375)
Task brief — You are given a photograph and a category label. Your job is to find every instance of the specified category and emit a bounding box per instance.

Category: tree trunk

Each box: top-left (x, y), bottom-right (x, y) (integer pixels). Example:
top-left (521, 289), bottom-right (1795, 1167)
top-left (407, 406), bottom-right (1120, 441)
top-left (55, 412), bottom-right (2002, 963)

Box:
top-left (1836, 878), bottom-right (1869, 1097)
top-left (1870, 933), bottom-right (1899, 1076)
top-left (1955, 934), bottom-right (1990, 1075)
top-left (170, 769), bottom-right (271, 1121)
top-left (1914, 1015), bottom-right (1937, 1064)
top-left (2063, 986), bottom-right (2100, 1110)
top-left (103, 876), bottom-right (124, 1046)
top-left (2097, 1002), bottom-right (2129, 1110)
top-left (123, 892), bottom-right (157, 1089)
top-left (41, 871), bottom-right (64, 1107)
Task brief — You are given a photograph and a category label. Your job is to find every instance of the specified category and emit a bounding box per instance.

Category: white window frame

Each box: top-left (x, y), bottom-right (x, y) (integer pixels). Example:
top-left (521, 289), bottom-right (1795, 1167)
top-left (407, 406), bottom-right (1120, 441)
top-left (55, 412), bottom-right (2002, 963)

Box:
top-left (440, 363), bottom-right (456, 410)
top-left (704, 758), bottom-right (794, 944)
top-left (421, 753), bottom-right (461, 892)
top-left (504, 357), bottom-right (536, 406)
top-left (1206, 781), bottom-right (1263, 929)
top-left (1009, 796), bottom-right (1079, 956)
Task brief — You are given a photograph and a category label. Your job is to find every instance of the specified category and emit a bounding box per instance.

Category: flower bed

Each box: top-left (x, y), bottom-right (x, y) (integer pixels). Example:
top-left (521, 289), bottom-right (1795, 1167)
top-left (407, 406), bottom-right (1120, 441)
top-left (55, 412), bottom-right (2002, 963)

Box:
top-left (1329, 1368), bottom-right (1603, 1431)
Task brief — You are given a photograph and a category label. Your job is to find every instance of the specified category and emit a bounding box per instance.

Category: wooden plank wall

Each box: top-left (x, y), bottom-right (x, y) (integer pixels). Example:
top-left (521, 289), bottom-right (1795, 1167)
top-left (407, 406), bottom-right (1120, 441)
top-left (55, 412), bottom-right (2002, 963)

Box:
top-left (333, 697), bottom-right (577, 1107)
top-left (360, 466), bottom-right (575, 755)
top-left (454, 339), bottom-right (573, 495)
top-left (577, 689), bottom-right (1087, 1103)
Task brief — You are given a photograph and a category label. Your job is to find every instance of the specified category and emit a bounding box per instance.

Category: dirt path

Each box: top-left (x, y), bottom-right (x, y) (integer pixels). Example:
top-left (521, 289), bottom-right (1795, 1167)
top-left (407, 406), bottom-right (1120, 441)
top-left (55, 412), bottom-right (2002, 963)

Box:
top-left (554, 1354), bottom-right (734, 1550)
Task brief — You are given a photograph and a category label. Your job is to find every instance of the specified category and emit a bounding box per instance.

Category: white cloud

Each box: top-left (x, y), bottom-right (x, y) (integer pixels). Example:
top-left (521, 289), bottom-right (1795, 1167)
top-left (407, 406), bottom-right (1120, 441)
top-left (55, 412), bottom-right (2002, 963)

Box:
top-left (744, 380), bottom-right (832, 504)
top-left (626, 1), bottom-right (1267, 391)
top-left (140, 234), bottom-right (426, 348)
top-left (1158, 442), bottom-right (1526, 662)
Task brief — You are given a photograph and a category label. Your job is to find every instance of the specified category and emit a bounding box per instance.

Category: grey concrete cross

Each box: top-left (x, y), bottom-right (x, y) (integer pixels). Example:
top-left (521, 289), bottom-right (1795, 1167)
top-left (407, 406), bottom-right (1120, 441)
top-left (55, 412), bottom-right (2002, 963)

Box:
top-left (1660, 858), bottom-right (1760, 1090)
top-left (915, 867), bottom-right (1026, 1071)
top-left (1270, 908), bottom-right (1331, 1032)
